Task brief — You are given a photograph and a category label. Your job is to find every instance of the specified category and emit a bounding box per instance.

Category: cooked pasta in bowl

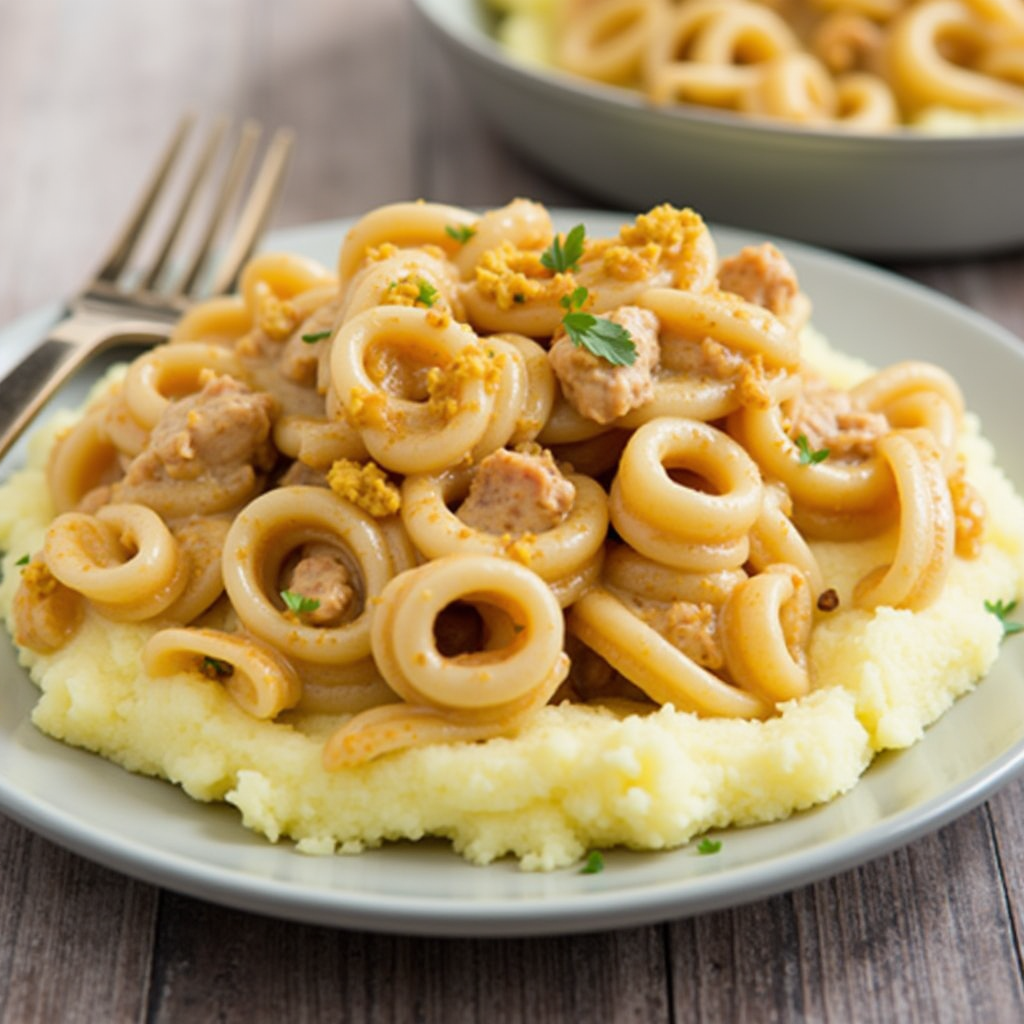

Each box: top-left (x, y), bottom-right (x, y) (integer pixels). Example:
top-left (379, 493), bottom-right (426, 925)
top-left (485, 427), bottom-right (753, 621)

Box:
top-left (1, 198), bottom-right (1023, 872)
top-left (412, 0), bottom-right (1024, 256)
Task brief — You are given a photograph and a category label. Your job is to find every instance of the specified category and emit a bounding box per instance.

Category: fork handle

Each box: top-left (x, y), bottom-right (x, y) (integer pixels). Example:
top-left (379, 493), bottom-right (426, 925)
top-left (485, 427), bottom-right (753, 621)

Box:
top-left (0, 314), bottom-right (172, 467)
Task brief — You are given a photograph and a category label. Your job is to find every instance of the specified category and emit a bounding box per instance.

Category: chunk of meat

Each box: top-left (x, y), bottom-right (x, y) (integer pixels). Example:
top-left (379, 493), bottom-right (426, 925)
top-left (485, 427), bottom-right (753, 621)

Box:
top-left (278, 296), bottom-right (342, 387)
top-left (12, 560), bottom-right (84, 653)
top-left (717, 244), bottom-right (806, 327)
top-left (125, 375), bottom-right (277, 485)
top-left (548, 305), bottom-right (660, 424)
top-left (284, 545), bottom-right (355, 626)
top-left (458, 447), bottom-right (575, 535)
top-left (634, 599), bottom-right (724, 670)
top-left (785, 375), bottom-right (888, 461)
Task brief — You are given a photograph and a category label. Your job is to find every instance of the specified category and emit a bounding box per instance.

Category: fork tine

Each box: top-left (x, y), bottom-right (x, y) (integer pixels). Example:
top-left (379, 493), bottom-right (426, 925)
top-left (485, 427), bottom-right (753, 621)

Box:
top-left (206, 127), bottom-right (295, 297)
top-left (140, 118), bottom-right (228, 292)
top-left (94, 113), bottom-right (196, 285)
top-left (173, 120), bottom-right (262, 297)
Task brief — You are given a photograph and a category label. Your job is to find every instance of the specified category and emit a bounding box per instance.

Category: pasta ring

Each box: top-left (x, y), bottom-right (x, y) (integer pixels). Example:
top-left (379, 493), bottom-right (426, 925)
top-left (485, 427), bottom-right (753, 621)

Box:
top-left (221, 485), bottom-right (395, 665)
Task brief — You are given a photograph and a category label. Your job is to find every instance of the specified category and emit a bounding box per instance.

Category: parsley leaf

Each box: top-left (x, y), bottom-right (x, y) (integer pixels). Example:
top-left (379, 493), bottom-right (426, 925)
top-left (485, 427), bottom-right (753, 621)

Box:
top-left (281, 590), bottom-right (321, 616)
top-left (201, 656), bottom-right (233, 678)
top-left (696, 838), bottom-right (722, 855)
top-left (580, 850), bottom-right (605, 874)
top-left (301, 330), bottom-right (331, 344)
top-left (445, 224), bottom-right (476, 244)
top-left (796, 434), bottom-right (830, 465)
top-left (541, 223), bottom-right (586, 274)
top-left (416, 278), bottom-right (439, 308)
top-left (559, 287), bottom-right (637, 367)
top-left (985, 598), bottom-right (1024, 638)
top-left (15, 554), bottom-right (30, 566)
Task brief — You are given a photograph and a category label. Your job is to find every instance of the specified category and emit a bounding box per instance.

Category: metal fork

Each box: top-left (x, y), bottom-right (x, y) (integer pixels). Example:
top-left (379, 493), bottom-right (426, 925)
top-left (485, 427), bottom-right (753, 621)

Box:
top-left (0, 115), bottom-right (294, 464)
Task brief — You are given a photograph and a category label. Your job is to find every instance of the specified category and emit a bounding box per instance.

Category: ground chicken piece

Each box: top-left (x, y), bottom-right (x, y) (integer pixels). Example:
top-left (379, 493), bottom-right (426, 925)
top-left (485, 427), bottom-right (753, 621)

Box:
top-left (284, 545), bottom-right (355, 627)
top-left (785, 376), bottom-right (888, 461)
top-left (125, 376), bottom-right (277, 485)
top-left (549, 305), bottom-right (660, 424)
top-left (12, 559), bottom-right (84, 653)
top-left (635, 599), bottom-right (724, 670)
top-left (718, 244), bottom-right (805, 325)
top-left (458, 447), bottom-right (575, 535)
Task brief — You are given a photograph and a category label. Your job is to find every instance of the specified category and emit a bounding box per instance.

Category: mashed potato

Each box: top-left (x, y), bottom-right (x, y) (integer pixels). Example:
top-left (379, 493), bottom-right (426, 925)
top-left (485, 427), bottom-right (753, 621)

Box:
top-left (2, 327), bottom-right (1022, 871)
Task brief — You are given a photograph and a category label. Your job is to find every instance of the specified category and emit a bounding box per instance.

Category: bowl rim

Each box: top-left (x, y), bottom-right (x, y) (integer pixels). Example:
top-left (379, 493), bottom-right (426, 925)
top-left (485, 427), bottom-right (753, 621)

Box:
top-left (412, 0), bottom-right (1024, 149)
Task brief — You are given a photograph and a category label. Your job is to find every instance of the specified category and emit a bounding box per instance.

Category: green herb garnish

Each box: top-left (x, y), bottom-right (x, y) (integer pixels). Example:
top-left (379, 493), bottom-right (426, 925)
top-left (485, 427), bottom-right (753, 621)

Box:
top-left (281, 590), bottom-right (321, 616)
top-left (559, 287), bottom-right (637, 367)
top-left (541, 223), bottom-right (586, 274)
top-left (796, 434), bottom-right (830, 465)
top-left (445, 224), bottom-right (476, 244)
top-left (201, 656), bottom-right (233, 678)
top-left (985, 598), bottom-right (1024, 638)
top-left (15, 554), bottom-right (30, 566)
top-left (301, 330), bottom-right (331, 344)
top-left (580, 850), bottom-right (605, 874)
top-left (696, 838), bottom-right (722, 855)
top-left (416, 278), bottom-right (439, 308)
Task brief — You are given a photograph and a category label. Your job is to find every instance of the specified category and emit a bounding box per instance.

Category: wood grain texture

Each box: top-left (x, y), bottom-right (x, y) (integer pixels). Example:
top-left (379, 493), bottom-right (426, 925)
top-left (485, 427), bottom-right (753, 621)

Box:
top-left (1, 1), bottom-right (1023, 1022)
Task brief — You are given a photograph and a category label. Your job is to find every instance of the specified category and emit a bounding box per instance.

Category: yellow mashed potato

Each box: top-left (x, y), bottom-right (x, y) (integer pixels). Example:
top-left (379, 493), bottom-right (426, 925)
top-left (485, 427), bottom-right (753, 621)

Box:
top-left (1, 327), bottom-right (1023, 871)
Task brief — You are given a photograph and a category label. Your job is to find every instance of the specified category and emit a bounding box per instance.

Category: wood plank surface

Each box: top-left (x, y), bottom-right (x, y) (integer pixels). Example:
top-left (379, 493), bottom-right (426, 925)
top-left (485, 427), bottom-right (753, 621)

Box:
top-left (1, 2), bottom-right (1023, 1022)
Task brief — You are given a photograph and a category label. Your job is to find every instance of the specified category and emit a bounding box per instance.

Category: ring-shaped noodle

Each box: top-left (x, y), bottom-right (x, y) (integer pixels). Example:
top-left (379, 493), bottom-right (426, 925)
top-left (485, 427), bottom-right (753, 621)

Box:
top-left (470, 336), bottom-right (529, 462)
top-left (341, 247), bottom-right (464, 322)
top-left (400, 467), bottom-right (609, 585)
top-left (568, 586), bottom-right (770, 718)
top-left (730, 401), bottom-right (895, 512)
top-left (47, 408), bottom-right (123, 514)
top-left (603, 543), bottom-right (746, 605)
top-left (241, 252), bottom-right (336, 316)
top-left (884, 0), bottom-right (1024, 113)
top-left (719, 564), bottom-right (812, 704)
top-left (122, 343), bottom-right (244, 430)
top-left (836, 72), bottom-right (900, 128)
top-left (853, 429), bottom-right (955, 611)
top-left (494, 333), bottom-right (556, 444)
top-left (170, 295), bottom-right (251, 346)
top-left (638, 287), bottom-right (800, 370)
top-left (748, 484), bottom-right (825, 595)
top-left (330, 305), bottom-right (496, 474)
top-left (611, 417), bottom-right (763, 541)
top-left (536, 392), bottom-right (613, 445)
top-left (323, 555), bottom-right (570, 767)
top-left (558, 0), bottom-right (650, 83)
top-left (43, 503), bottom-right (188, 620)
top-left (851, 360), bottom-right (964, 418)
top-left (337, 201), bottom-right (477, 287)
top-left (742, 52), bottom-right (839, 123)
top-left (160, 516), bottom-right (232, 625)
top-left (221, 485), bottom-right (394, 665)
top-left (371, 555), bottom-right (566, 712)
top-left (452, 199), bottom-right (554, 280)
top-left (143, 627), bottom-right (302, 719)
top-left (273, 415), bottom-right (370, 469)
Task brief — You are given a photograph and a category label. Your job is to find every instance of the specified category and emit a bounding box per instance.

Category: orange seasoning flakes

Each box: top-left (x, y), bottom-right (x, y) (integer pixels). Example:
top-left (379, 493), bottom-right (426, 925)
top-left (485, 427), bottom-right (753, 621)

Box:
top-left (327, 458), bottom-right (401, 518)
top-left (253, 282), bottom-right (298, 341)
top-left (949, 457), bottom-right (987, 559)
top-left (426, 345), bottom-right (505, 419)
top-left (475, 241), bottom-right (574, 310)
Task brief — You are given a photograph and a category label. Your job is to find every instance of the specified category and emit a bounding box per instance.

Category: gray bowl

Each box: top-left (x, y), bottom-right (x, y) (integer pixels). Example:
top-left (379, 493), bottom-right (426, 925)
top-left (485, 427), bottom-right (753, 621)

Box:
top-left (413, 0), bottom-right (1024, 259)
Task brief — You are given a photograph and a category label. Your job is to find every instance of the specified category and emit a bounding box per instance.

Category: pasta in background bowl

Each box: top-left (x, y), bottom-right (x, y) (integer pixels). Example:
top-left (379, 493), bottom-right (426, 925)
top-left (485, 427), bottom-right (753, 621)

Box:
top-left (412, 0), bottom-right (1024, 257)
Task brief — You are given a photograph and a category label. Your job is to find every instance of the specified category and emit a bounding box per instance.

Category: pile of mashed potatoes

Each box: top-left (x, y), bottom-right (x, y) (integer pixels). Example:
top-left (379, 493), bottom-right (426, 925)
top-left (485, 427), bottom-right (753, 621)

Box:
top-left (1, 327), bottom-right (1023, 870)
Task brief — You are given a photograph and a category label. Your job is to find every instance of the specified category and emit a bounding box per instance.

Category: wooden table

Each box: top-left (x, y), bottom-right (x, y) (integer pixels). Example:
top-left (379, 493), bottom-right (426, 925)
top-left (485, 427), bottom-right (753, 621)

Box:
top-left (2, 2), bottom-right (1023, 1020)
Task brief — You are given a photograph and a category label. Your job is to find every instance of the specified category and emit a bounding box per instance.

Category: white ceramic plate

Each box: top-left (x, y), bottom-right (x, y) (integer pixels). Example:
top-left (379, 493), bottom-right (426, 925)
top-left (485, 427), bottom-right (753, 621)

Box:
top-left (413, 0), bottom-right (1024, 259)
top-left (2, 214), bottom-right (1024, 938)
